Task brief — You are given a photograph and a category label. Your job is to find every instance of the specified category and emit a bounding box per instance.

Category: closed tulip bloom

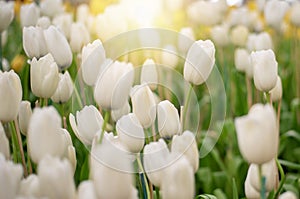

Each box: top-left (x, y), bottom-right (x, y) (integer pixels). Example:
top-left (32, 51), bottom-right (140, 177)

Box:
top-left (178, 27), bottom-right (195, 54)
top-left (81, 39), bottom-right (106, 86)
top-left (28, 107), bottom-right (66, 163)
top-left (269, 76), bottom-right (282, 102)
top-left (247, 32), bottom-right (273, 51)
top-left (76, 4), bottom-right (90, 25)
top-left (0, 122), bottom-right (10, 159)
top-left (230, 25), bottom-right (249, 47)
top-left (23, 26), bottom-right (48, 59)
top-left (290, 3), bottom-right (300, 27)
top-left (36, 16), bottom-right (51, 29)
top-left (111, 101), bottom-right (130, 122)
top-left (245, 169), bottom-right (260, 199)
top-left (19, 174), bottom-right (40, 197)
top-left (52, 14), bottom-right (72, 39)
top-left (0, 154), bottom-right (23, 199)
top-left (20, 3), bottom-right (40, 28)
top-left (43, 25), bottom-right (73, 69)
top-left (18, 101), bottom-right (32, 136)
top-left (78, 180), bottom-right (97, 199)
top-left (279, 191), bottom-right (298, 199)
top-left (131, 84), bottom-right (156, 128)
top-left (235, 104), bottom-right (277, 164)
top-left (264, 0), bottom-right (289, 30)
top-left (38, 156), bottom-right (76, 199)
top-left (51, 71), bottom-right (74, 103)
top-left (251, 49), bottom-right (278, 92)
top-left (160, 45), bottom-right (179, 69)
top-left (30, 53), bottom-right (59, 98)
top-left (184, 40), bottom-right (215, 85)
top-left (171, 131), bottom-right (199, 172)
top-left (69, 105), bottom-right (103, 145)
top-left (234, 48), bottom-right (252, 78)
top-left (143, 139), bottom-right (170, 187)
top-left (40, 0), bottom-right (64, 18)
top-left (94, 61), bottom-right (134, 110)
top-left (210, 24), bottom-right (229, 47)
top-left (140, 59), bottom-right (158, 89)
top-left (0, 70), bottom-right (22, 122)
top-left (161, 155), bottom-right (195, 199)
top-left (70, 22), bottom-right (90, 53)
top-left (116, 113), bottom-right (145, 153)
top-left (0, 1), bottom-right (14, 33)
top-left (157, 100), bottom-right (180, 138)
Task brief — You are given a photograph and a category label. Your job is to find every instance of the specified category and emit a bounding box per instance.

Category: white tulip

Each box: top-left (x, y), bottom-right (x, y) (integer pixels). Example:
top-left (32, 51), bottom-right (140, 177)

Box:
top-left (251, 49), bottom-right (278, 92)
top-left (40, 0), bottom-right (64, 18)
top-left (43, 25), bottom-right (73, 69)
top-left (264, 0), bottom-right (289, 30)
top-left (116, 113), bottom-right (145, 153)
top-left (245, 169), bottom-right (261, 199)
top-left (78, 180), bottom-right (97, 199)
top-left (70, 22), bottom-right (90, 53)
top-left (269, 76), bottom-right (282, 102)
top-left (235, 104), bottom-right (277, 164)
top-left (131, 84), bottom-right (157, 128)
top-left (0, 122), bottom-right (10, 159)
top-left (171, 130), bottom-right (199, 172)
top-left (234, 48), bottom-right (252, 78)
top-left (230, 25), bottom-right (249, 47)
top-left (0, 1), bottom-right (14, 33)
top-left (52, 13), bottom-right (72, 39)
top-left (19, 174), bottom-right (40, 197)
top-left (81, 39), bottom-right (106, 86)
top-left (94, 61), bottom-right (134, 110)
top-left (161, 154), bottom-right (195, 199)
top-left (290, 3), bottom-right (300, 27)
top-left (0, 154), bottom-right (23, 199)
top-left (23, 26), bottom-right (48, 59)
top-left (30, 53), bottom-right (59, 98)
top-left (36, 16), bottom-right (51, 29)
top-left (178, 27), bottom-right (195, 54)
top-left (227, 7), bottom-right (256, 28)
top-left (247, 32), bottom-right (273, 51)
top-left (76, 4), bottom-right (90, 25)
top-left (0, 70), bottom-right (22, 122)
top-left (184, 40), bottom-right (215, 85)
top-left (111, 101), bottom-right (130, 122)
top-left (143, 139), bottom-right (170, 187)
top-left (51, 71), bottom-right (74, 103)
top-left (28, 107), bottom-right (66, 163)
top-left (18, 101), bottom-right (32, 136)
top-left (38, 156), bottom-right (76, 199)
top-left (211, 24), bottom-right (229, 47)
top-left (140, 59), bottom-right (158, 89)
top-left (160, 45), bottom-right (179, 69)
top-left (20, 3), bottom-right (40, 28)
top-left (69, 105), bottom-right (103, 145)
top-left (157, 100), bottom-right (180, 138)
top-left (279, 191), bottom-right (298, 199)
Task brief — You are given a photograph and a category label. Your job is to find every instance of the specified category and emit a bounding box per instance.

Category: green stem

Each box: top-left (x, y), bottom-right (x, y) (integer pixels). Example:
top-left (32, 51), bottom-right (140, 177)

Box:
top-left (74, 85), bottom-right (83, 109)
top-left (137, 153), bottom-right (151, 199)
top-left (182, 85), bottom-right (193, 131)
top-left (10, 122), bottom-right (18, 163)
top-left (155, 186), bottom-right (160, 199)
top-left (258, 164), bottom-right (266, 199)
top-left (43, 98), bottom-right (48, 107)
top-left (99, 111), bottom-right (110, 144)
top-left (26, 138), bottom-right (33, 174)
top-left (274, 159), bottom-right (286, 198)
top-left (23, 64), bottom-right (29, 100)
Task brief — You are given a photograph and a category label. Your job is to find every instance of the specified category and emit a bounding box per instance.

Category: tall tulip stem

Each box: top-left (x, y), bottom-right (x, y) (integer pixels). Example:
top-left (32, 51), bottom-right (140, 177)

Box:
top-left (137, 153), bottom-right (151, 199)
top-left (99, 111), bottom-right (110, 144)
top-left (258, 164), bottom-right (266, 199)
top-left (274, 158), bottom-right (286, 198)
top-left (182, 85), bottom-right (193, 131)
top-left (245, 76), bottom-right (252, 109)
top-left (0, 33), bottom-right (2, 71)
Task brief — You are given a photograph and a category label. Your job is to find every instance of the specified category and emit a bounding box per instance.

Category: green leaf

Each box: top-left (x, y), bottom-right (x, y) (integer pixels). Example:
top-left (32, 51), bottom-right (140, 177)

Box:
top-left (195, 194), bottom-right (218, 199)
top-left (232, 178), bottom-right (239, 199)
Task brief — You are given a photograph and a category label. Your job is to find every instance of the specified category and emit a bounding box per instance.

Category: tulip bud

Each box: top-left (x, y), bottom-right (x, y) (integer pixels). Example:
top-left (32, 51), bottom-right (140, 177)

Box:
top-left (38, 156), bottom-right (76, 199)
top-left (184, 40), bottom-right (215, 85)
top-left (178, 27), bottom-right (195, 54)
top-left (171, 131), bottom-right (199, 172)
top-left (76, 4), bottom-right (90, 25)
top-left (43, 25), bottom-right (73, 69)
top-left (51, 71), bottom-right (74, 103)
top-left (264, 0), bottom-right (289, 31)
top-left (161, 154), bottom-right (195, 199)
top-left (78, 180), bottom-right (97, 199)
top-left (157, 100), bottom-right (180, 138)
top-left (111, 101), bottom-right (130, 122)
top-left (70, 22), bottom-right (90, 53)
top-left (0, 122), bottom-right (10, 159)
top-left (143, 139), bottom-right (170, 187)
top-left (30, 53), bottom-right (59, 98)
top-left (20, 3), bottom-right (40, 28)
top-left (81, 39), bottom-right (106, 86)
top-left (244, 169), bottom-right (261, 199)
top-left (28, 107), bottom-right (66, 163)
top-left (234, 48), bottom-right (252, 78)
top-left (160, 45), bottom-right (179, 68)
top-left (52, 14), bottom-right (72, 39)
top-left (0, 1), bottom-right (14, 33)
top-left (230, 25), bottom-right (249, 47)
top-left (290, 3), bottom-right (300, 27)
top-left (19, 174), bottom-right (40, 197)
top-left (211, 24), bottom-right (229, 47)
top-left (140, 59), bottom-right (158, 89)
top-left (131, 84), bottom-right (157, 128)
top-left (116, 113), bottom-right (145, 153)
top-left (23, 26), bottom-right (48, 59)
top-left (36, 16), bottom-right (51, 29)
top-left (40, 0), bottom-right (64, 18)
top-left (0, 70), bottom-right (22, 122)
top-left (279, 191), bottom-right (298, 199)
top-left (69, 105), bottom-right (103, 145)
top-left (0, 154), bottom-right (23, 199)
top-left (247, 32), bottom-right (273, 52)
top-left (18, 101), bottom-right (32, 136)
top-left (269, 76), bottom-right (282, 102)
top-left (235, 104), bottom-right (277, 164)
top-left (94, 61), bottom-right (134, 110)
top-left (251, 49), bottom-right (278, 92)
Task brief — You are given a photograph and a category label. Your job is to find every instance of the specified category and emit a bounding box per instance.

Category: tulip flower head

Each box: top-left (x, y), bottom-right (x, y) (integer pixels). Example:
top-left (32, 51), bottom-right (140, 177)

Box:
top-left (0, 1), bottom-right (14, 33)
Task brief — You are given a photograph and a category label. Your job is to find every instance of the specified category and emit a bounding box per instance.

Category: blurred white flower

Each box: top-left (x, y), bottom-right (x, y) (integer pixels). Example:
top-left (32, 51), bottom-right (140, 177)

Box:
top-left (247, 32), bottom-right (273, 51)
top-left (251, 49), bottom-right (278, 92)
top-left (1, 31), bottom-right (7, 48)
top-left (40, 0), bottom-right (64, 18)
top-left (211, 24), bottom-right (229, 47)
top-left (0, 122), bottom-right (10, 159)
top-left (94, 61), bottom-right (134, 110)
top-left (227, 7), bottom-right (257, 29)
top-left (160, 45), bottom-right (179, 69)
top-left (264, 0), bottom-right (289, 31)
top-left (290, 2), bottom-right (300, 27)
top-left (234, 48), bottom-right (252, 78)
top-left (38, 155), bottom-right (76, 199)
top-left (269, 76), bottom-right (282, 102)
top-left (116, 113), bottom-right (145, 153)
top-left (131, 84), bottom-right (157, 128)
top-left (111, 101), bottom-right (130, 122)
top-left (0, 154), bottom-right (23, 199)
top-left (77, 180), bottom-right (97, 199)
top-left (244, 168), bottom-right (261, 199)
top-left (51, 71), bottom-right (74, 103)
top-left (81, 39), bottom-right (106, 86)
top-left (20, 3), bottom-right (40, 28)
top-left (30, 53), bottom-right (59, 98)
top-left (36, 16), bottom-right (51, 29)
top-left (140, 59), bottom-right (158, 89)
top-left (23, 26), bottom-right (48, 59)
top-left (0, 70), bottom-right (22, 122)
top-left (279, 191), bottom-right (298, 199)
top-left (0, 1), bottom-right (14, 33)
top-left (69, 105), bottom-right (103, 145)
top-left (52, 13), bottom-right (72, 39)
top-left (18, 101), bottom-right (32, 136)
top-left (70, 22), bottom-right (90, 53)
top-left (43, 25), bottom-right (73, 69)
top-left (178, 27), bottom-right (195, 54)
top-left (184, 40), bottom-right (215, 85)
top-left (76, 4), bottom-right (90, 25)
top-left (230, 25), bottom-right (249, 47)
top-left (19, 174), bottom-right (40, 197)
top-left (235, 104), bottom-right (278, 164)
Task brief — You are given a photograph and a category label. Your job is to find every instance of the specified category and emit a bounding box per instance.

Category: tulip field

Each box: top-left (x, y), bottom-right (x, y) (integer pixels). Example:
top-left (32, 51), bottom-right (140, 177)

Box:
top-left (1, 0), bottom-right (300, 198)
